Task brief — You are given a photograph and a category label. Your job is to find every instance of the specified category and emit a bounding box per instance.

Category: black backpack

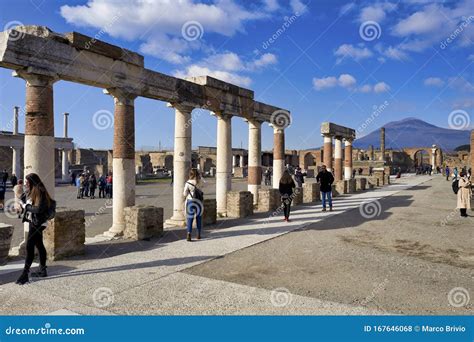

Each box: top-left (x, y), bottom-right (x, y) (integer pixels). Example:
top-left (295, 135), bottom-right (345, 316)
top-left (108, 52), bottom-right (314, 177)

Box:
top-left (452, 179), bottom-right (459, 194)
top-left (187, 182), bottom-right (204, 202)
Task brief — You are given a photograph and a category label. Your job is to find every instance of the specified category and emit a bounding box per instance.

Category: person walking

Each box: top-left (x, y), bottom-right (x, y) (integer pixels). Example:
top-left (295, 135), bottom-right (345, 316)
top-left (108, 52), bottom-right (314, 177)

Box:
top-left (89, 174), bottom-right (97, 199)
top-left (316, 165), bottom-right (334, 212)
top-left (279, 170), bottom-right (296, 222)
top-left (0, 181), bottom-right (6, 210)
top-left (83, 173), bottom-right (90, 197)
top-left (98, 174), bottom-right (106, 198)
top-left (10, 174), bottom-right (18, 187)
top-left (16, 173), bottom-right (56, 285)
top-left (106, 172), bottom-right (113, 198)
top-left (445, 166), bottom-right (450, 181)
top-left (77, 174), bottom-right (85, 199)
top-left (453, 167), bottom-right (458, 179)
top-left (13, 179), bottom-right (23, 218)
top-left (457, 171), bottom-right (471, 218)
top-left (294, 167), bottom-right (304, 188)
top-left (2, 169), bottom-right (8, 184)
top-left (183, 169), bottom-right (203, 242)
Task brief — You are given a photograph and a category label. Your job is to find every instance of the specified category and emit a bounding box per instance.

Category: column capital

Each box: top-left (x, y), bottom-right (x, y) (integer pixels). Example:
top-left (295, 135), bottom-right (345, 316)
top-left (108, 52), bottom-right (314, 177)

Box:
top-left (245, 118), bottom-right (264, 126)
top-left (344, 138), bottom-right (354, 144)
top-left (167, 102), bottom-right (195, 113)
top-left (104, 88), bottom-right (138, 106)
top-left (13, 70), bottom-right (57, 86)
top-left (211, 111), bottom-right (233, 120)
top-left (321, 133), bottom-right (334, 138)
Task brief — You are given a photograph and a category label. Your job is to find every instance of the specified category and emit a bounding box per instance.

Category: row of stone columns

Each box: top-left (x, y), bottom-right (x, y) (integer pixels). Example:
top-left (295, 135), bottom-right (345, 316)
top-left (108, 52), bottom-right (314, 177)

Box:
top-left (322, 133), bottom-right (353, 180)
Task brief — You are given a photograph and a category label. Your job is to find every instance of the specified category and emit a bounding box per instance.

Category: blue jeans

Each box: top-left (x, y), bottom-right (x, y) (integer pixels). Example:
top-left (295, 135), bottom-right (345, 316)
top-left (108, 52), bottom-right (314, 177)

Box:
top-left (186, 200), bottom-right (202, 234)
top-left (321, 191), bottom-right (332, 209)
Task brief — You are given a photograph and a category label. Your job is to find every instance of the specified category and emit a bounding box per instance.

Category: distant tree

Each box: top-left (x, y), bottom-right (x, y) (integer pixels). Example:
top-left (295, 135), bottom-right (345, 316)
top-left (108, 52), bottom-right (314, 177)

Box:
top-left (454, 144), bottom-right (470, 152)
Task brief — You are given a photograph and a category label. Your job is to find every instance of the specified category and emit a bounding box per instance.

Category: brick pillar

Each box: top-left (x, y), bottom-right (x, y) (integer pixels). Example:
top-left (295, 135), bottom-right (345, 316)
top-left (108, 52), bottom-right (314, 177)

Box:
top-left (272, 126), bottom-right (285, 188)
top-left (166, 104), bottom-right (193, 227)
top-left (248, 119), bottom-right (262, 205)
top-left (323, 134), bottom-right (333, 171)
top-left (105, 88), bottom-right (137, 237)
top-left (334, 136), bottom-right (343, 181)
top-left (344, 139), bottom-right (353, 180)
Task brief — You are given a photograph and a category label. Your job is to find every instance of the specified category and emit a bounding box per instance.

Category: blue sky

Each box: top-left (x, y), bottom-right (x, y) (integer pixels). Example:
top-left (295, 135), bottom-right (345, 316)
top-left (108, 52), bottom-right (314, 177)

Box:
top-left (0, 0), bottom-right (473, 151)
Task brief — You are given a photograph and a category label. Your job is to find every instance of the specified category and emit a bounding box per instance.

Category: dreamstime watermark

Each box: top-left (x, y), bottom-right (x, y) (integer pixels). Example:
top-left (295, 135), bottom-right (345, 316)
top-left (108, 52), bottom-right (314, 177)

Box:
top-left (92, 287), bottom-right (114, 308)
top-left (270, 287), bottom-right (292, 307)
top-left (261, 12), bottom-right (301, 51)
top-left (440, 16), bottom-right (474, 50)
top-left (185, 198), bottom-right (204, 220)
top-left (85, 199), bottom-right (113, 228)
top-left (270, 109), bottom-right (292, 129)
top-left (440, 209), bottom-right (458, 227)
top-left (359, 21), bottom-right (381, 41)
top-left (447, 287), bottom-right (470, 308)
top-left (92, 109), bottom-right (114, 130)
top-left (448, 109), bottom-right (470, 130)
top-left (360, 278), bottom-right (389, 306)
top-left (3, 21), bottom-right (25, 41)
top-left (3, 198), bottom-right (20, 219)
top-left (357, 101), bottom-right (389, 135)
top-left (359, 200), bottom-right (382, 219)
top-left (181, 21), bottom-right (204, 41)
top-left (84, 11), bottom-right (123, 50)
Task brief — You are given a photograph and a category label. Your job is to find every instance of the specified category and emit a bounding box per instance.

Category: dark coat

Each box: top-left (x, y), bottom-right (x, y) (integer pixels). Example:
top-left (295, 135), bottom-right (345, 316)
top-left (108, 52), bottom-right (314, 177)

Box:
top-left (279, 179), bottom-right (296, 197)
top-left (316, 171), bottom-right (334, 192)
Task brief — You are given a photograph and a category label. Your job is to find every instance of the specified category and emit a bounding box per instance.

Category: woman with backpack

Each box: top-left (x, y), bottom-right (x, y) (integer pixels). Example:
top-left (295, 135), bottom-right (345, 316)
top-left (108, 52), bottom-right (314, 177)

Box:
top-left (183, 169), bottom-right (203, 241)
top-left (279, 170), bottom-right (296, 222)
top-left (457, 171), bottom-right (471, 218)
top-left (16, 173), bottom-right (56, 285)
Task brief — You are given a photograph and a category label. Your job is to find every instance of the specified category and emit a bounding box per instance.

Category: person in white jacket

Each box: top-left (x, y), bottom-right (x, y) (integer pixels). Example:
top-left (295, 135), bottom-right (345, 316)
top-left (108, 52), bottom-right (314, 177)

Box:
top-left (183, 169), bottom-right (203, 241)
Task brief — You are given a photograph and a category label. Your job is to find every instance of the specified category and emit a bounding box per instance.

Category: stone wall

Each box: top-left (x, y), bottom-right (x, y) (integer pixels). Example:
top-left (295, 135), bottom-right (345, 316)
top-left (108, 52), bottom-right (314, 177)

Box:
top-left (334, 180), bottom-right (347, 196)
top-left (257, 189), bottom-right (281, 212)
top-left (356, 178), bottom-right (367, 191)
top-left (303, 183), bottom-right (320, 203)
top-left (124, 205), bottom-right (163, 240)
top-left (292, 187), bottom-right (303, 205)
top-left (203, 199), bottom-right (216, 226)
top-left (43, 208), bottom-right (85, 261)
top-left (227, 191), bottom-right (253, 218)
top-left (0, 223), bottom-right (14, 265)
top-left (347, 179), bottom-right (357, 193)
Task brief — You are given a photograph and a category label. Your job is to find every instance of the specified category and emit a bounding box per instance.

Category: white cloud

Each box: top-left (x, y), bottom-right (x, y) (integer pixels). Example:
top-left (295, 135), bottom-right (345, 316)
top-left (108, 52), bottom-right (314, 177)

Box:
top-left (263, 0), bottom-right (279, 12)
top-left (359, 84), bottom-right (372, 93)
top-left (424, 77), bottom-right (444, 87)
top-left (359, 3), bottom-right (397, 23)
top-left (374, 82), bottom-right (391, 93)
top-left (313, 76), bottom-right (338, 90)
top-left (382, 46), bottom-right (409, 60)
top-left (290, 0), bottom-right (308, 14)
top-left (313, 73), bottom-right (357, 91)
top-left (334, 44), bottom-right (373, 64)
top-left (469, 54), bottom-right (474, 61)
top-left (173, 52), bottom-right (277, 87)
top-left (392, 4), bottom-right (445, 36)
top-left (60, 0), bottom-right (272, 64)
top-left (338, 74), bottom-right (357, 88)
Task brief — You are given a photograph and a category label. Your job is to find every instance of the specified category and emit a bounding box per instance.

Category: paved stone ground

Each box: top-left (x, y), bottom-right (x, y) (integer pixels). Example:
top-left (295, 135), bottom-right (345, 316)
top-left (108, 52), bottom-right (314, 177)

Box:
top-left (3, 178), bottom-right (250, 247)
top-left (0, 174), bottom-right (471, 315)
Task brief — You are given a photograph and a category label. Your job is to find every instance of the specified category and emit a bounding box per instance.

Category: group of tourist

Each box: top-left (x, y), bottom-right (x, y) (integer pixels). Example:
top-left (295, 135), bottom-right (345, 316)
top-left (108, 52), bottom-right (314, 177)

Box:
top-left (75, 171), bottom-right (113, 199)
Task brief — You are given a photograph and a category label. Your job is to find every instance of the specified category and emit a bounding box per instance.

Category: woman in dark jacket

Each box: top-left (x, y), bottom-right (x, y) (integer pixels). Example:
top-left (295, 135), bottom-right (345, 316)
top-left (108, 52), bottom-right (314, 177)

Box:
top-left (16, 173), bottom-right (55, 285)
top-left (279, 170), bottom-right (296, 222)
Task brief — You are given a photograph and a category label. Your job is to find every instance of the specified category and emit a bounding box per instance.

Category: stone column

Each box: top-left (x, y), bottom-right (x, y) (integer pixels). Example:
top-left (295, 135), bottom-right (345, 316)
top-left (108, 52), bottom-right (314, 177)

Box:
top-left (344, 139), bottom-right (353, 180)
top-left (105, 89), bottom-right (137, 237)
top-left (15, 72), bottom-right (56, 197)
top-left (380, 127), bottom-right (386, 161)
top-left (369, 145), bottom-right (374, 161)
top-left (61, 112), bottom-right (70, 182)
top-left (166, 104), bottom-right (193, 227)
top-left (216, 113), bottom-right (232, 216)
top-left (334, 136), bottom-right (343, 181)
top-left (248, 119), bottom-right (262, 205)
top-left (272, 126), bottom-right (285, 188)
top-left (239, 155), bottom-right (244, 167)
top-left (11, 106), bottom-right (21, 178)
top-left (323, 134), bottom-right (333, 171)
top-left (471, 130), bottom-right (474, 176)
top-left (431, 145), bottom-right (437, 172)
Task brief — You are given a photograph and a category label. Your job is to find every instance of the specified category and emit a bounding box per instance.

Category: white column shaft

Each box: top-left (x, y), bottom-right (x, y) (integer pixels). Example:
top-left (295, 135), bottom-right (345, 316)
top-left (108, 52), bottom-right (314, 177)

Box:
top-left (216, 114), bottom-right (232, 216)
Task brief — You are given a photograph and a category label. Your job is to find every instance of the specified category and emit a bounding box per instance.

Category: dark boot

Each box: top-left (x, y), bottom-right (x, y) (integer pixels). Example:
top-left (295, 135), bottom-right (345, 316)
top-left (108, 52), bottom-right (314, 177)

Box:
top-left (31, 266), bottom-right (47, 278)
top-left (197, 232), bottom-right (201, 240)
top-left (15, 269), bottom-right (29, 285)
top-left (186, 233), bottom-right (192, 242)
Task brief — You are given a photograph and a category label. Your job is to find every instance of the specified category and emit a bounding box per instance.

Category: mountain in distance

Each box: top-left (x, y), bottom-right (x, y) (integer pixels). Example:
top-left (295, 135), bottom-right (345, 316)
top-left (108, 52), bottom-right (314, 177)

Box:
top-left (353, 117), bottom-right (471, 151)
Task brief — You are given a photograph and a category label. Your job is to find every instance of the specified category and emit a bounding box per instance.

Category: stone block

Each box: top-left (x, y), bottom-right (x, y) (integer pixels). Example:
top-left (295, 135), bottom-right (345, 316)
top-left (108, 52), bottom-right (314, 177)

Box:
top-left (203, 199), bottom-right (217, 226)
top-left (257, 189), bottom-right (281, 212)
top-left (331, 184), bottom-right (338, 197)
top-left (226, 191), bottom-right (254, 218)
top-left (292, 187), bottom-right (303, 205)
top-left (124, 205), bottom-right (163, 241)
top-left (334, 180), bottom-right (347, 196)
top-left (43, 208), bottom-right (85, 261)
top-left (347, 179), bottom-right (357, 193)
top-left (356, 178), bottom-right (367, 191)
top-left (0, 223), bottom-right (14, 265)
top-left (303, 183), bottom-right (320, 203)
top-left (384, 174), bottom-right (391, 185)
top-left (373, 169), bottom-right (385, 186)
top-left (368, 177), bottom-right (379, 187)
